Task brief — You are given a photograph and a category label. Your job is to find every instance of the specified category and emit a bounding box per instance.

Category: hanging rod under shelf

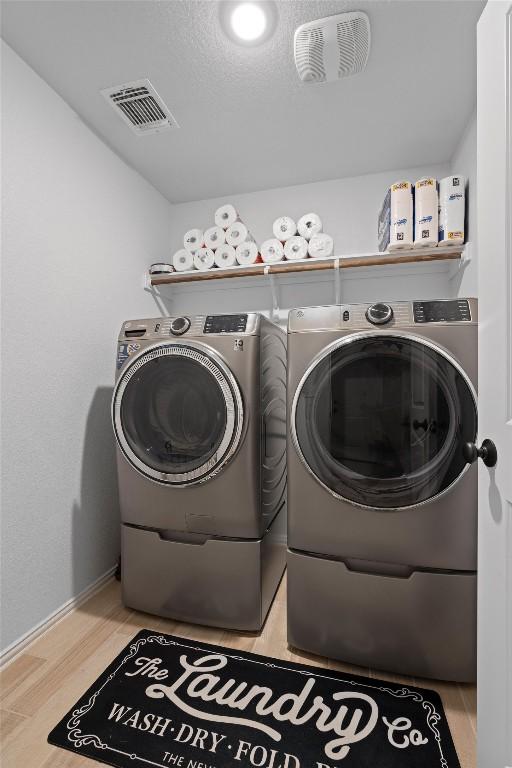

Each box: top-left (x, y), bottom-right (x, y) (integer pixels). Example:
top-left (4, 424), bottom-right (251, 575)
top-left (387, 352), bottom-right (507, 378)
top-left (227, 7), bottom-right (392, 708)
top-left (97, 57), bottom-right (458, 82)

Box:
top-left (149, 246), bottom-right (463, 286)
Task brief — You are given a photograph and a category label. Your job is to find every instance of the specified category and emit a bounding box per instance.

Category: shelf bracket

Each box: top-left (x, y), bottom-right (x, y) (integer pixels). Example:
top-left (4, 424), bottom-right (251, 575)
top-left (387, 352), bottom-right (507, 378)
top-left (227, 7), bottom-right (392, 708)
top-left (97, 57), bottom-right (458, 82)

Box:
top-left (333, 258), bottom-right (342, 304)
top-left (448, 242), bottom-right (471, 281)
top-left (264, 265), bottom-right (279, 321)
top-left (143, 272), bottom-right (172, 316)
top-left (143, 271), bottom-right (153, 291)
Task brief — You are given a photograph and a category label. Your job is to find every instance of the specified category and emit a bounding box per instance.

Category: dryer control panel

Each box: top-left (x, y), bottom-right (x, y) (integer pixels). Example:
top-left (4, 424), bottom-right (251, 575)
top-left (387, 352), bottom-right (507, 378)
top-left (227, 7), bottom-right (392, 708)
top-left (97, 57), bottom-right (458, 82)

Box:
top-left (413, 299), bottom-right (471, 323)
top-left (288, 298), bottom-right (477, 332)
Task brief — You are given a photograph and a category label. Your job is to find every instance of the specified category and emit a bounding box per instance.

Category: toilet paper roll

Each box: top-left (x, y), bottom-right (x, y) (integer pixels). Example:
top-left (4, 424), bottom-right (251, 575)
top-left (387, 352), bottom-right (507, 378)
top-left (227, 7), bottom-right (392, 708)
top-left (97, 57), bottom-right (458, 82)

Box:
top-left (273, 216), bottom-right (297, 242)
top-left (297, 212), bottom-right (323, 241)
top-left (225, 221), bottom-right (254, 247)
top-left (214, 244), bottom-right (237, 268)
top-left (308, 233), bottom-right (334, 258)
top-left (172, 249), bottom-right (194, 272)
top-left (204, 225), bottom-right (226, 250)
top-left (414, 177), bottom-right (438, 248)
top-left (284, 236), bottom-right (308, 261)
top-left (260, 239), bottom-right (284, 264)
top-left (235, 241), bottom-right (260, 266)
top-left (214, 204), bottom-right (239, 230)
top-left (183, 228), bottom-right (204, 252)
top-left (193, 247), bottom-right (215, 271)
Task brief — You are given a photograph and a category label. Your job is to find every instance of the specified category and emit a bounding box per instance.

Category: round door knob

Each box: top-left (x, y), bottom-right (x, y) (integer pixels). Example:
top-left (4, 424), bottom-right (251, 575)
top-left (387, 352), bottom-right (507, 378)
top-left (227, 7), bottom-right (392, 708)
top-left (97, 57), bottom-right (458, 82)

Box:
top-left (366, 303), bottom-right (394, 325)
top-left (463, 439), bottom-right (498, 468)
top-left (170, 316), bottom-right (191, 336)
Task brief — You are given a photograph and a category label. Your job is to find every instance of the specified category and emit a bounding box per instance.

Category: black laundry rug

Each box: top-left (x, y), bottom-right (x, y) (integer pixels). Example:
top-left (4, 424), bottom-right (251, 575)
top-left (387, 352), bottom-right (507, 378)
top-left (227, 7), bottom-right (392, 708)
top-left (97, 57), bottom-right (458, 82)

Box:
top-left (48, 629), bottom-right (461, 768)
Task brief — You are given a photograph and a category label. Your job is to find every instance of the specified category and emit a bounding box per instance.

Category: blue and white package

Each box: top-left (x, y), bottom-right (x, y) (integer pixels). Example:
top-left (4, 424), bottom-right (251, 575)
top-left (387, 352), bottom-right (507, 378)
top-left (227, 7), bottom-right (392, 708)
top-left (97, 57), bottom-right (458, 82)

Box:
top-left (439, 175), bottom-right (465, 245)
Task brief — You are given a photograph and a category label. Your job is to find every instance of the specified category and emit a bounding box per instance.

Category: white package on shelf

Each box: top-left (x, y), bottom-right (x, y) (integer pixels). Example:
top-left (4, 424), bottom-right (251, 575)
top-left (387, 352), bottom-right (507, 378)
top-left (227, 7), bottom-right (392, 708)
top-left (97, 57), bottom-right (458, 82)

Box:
top-left (235, 241), bottom-right (260, 266)
top-left (183, 228), bottom-right (204, 252)
top-left (273, 216), bottom-right (297, 241)
top-left (439, 175), bottom-right (465, 246)
top-left (284, 236), bottom-right (308, 261)
top-left (172, 249), bottom-right (194, 272)
top-left (308, 233), bottom-right (334, 258)
top-left (193, 247), bottom-right (215, 271)
top-left (204, 225), bottom-right (226, 250)
top-left (214, 244), bottom-right (237, 268)
top-left (388, 181), bottom-right (413, 250)
top-left (297, 212), bottom-right (323, 240)
top-left (225, 221), bottom-right (254, 247)
top-left (214, 204), bottom-right (239, 230)
top-left (414, 177), bottom-right (438, 247)
top-left (260, 239), bottom-right (284, 264)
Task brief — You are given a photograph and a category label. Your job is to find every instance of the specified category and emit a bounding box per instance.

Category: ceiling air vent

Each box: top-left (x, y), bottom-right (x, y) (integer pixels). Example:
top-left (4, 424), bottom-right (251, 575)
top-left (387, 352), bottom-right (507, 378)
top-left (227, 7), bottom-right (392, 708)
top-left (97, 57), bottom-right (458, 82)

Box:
top-left (101, 78), bottom-right (178, 135)
top-left (294, 11), bottom-right (370, 84)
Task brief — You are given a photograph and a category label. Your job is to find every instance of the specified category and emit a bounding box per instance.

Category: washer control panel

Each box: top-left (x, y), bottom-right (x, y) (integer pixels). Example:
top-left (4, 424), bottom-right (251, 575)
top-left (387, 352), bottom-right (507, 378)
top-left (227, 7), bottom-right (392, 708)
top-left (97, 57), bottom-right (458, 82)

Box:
top-left (120, 313), bottom-right (260, 341)
top-left (413, 299), bottom-right (471, 323)
top-left (204, 314), bottom-right (248, 334)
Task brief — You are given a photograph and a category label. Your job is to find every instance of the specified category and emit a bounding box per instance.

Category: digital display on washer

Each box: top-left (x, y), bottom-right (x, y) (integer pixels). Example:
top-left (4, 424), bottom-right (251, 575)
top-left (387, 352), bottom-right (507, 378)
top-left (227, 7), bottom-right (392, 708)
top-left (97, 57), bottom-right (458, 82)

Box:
top-left (204, 314), bottom-right (248, 334)
top-left (413, 300), bottom-right (471, 323)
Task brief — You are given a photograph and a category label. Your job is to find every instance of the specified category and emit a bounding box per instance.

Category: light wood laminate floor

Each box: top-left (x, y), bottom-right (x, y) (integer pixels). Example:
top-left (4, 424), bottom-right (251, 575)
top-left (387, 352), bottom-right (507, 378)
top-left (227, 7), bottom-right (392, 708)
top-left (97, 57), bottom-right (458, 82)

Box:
top-left (0, 575), bottom-right (476, 767)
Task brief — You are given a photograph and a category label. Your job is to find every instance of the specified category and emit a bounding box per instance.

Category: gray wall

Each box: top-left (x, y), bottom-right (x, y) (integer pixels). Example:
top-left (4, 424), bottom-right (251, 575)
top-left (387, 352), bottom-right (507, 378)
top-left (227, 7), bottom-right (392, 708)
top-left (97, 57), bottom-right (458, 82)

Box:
top-left (0, 42), bottom-right (173, 654)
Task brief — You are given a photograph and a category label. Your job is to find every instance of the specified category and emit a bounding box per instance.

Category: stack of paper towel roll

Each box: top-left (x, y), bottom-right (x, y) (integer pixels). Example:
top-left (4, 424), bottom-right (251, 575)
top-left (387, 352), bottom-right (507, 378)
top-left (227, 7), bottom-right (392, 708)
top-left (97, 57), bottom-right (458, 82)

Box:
top-left (215, 204), bottom-right (260, 267)
top-left (171, 227), bottom-right (211, 272)
top-left (171, 203), bottom-right (259, 272)
top-left (170, 205), bottom-right (334, 273)
top-left (261, 213), bottom-right (334, 263)
top-left (173, 225), bottom-right (220, 272)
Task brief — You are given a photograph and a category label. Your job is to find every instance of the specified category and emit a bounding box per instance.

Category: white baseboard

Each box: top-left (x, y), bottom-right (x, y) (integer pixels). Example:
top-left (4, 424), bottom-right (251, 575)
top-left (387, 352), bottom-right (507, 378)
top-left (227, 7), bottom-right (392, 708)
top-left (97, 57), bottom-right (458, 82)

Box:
top-left (0, 565), bottom-right (117, 669)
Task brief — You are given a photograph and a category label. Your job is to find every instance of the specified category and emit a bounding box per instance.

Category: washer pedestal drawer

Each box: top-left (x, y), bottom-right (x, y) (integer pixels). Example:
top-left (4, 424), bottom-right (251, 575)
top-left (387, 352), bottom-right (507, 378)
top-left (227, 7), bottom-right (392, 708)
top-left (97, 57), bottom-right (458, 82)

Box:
top-left (121, 506), bottom-right (286, 631)
top-left (287, 548), bottom-right (476, 682)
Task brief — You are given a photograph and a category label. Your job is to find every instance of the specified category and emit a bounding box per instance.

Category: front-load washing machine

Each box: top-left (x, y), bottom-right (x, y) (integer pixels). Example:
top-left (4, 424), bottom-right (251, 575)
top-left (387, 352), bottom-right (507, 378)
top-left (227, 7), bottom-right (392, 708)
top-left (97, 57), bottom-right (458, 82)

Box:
top-left (112, 312), bottom-right (286, 631)
top-left (287, 299), bottom-right (478, 681)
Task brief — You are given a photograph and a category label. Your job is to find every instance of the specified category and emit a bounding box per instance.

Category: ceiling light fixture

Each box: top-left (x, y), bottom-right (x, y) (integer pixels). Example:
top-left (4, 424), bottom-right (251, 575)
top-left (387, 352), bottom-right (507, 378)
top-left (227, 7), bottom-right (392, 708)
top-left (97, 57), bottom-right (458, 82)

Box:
top-left (231, 2), bottom-right (266, 41)
top-left (220, 1), bottom-right (277, 46)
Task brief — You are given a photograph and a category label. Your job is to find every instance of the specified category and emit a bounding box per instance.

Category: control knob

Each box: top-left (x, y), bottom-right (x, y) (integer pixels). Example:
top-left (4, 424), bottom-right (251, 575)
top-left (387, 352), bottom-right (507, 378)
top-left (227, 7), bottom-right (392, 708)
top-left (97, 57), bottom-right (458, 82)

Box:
top-left (170, 316), bottom-right (191, 336)
top-left (366, 303), bottom-right (394, 325)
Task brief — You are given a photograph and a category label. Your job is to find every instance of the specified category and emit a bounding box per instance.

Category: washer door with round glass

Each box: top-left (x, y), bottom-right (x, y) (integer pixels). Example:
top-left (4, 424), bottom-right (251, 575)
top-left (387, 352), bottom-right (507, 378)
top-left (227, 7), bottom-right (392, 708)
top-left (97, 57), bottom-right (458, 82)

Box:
top-left (113, 342), bottom-right (244, 485)
top-left (293, 333), bottom-right (477, 509)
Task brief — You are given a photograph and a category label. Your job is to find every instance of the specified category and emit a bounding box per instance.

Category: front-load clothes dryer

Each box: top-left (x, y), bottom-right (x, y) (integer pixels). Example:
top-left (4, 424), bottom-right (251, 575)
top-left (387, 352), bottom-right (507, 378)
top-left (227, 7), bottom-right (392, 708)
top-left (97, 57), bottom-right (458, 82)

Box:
top-left (286, 299), bottom-right (478, 681)
top-left (112, 313), bottom-right (287, 631)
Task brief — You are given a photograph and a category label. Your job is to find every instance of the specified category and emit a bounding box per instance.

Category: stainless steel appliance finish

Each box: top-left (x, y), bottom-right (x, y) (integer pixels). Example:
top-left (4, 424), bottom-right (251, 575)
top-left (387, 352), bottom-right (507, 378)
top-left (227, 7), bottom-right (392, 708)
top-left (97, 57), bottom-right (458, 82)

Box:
top-left (286, 299), bottom-right (478, 681)
top-left (113, 313), bottom-right (287, 630)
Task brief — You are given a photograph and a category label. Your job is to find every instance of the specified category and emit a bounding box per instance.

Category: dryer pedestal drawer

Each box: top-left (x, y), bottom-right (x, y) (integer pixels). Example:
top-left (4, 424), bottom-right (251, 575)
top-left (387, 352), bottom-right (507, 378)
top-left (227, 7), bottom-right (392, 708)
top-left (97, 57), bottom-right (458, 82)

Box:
top-left (287, 548), bottom-right (476, 682)
top-left (121, 508), bottom-right (285, 631)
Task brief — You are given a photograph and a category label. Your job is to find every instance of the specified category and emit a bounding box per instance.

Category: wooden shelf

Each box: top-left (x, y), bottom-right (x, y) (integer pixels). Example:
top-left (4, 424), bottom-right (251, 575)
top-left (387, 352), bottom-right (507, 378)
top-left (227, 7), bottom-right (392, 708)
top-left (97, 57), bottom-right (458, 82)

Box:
top-left (149, 245), bottom-right (463, 286)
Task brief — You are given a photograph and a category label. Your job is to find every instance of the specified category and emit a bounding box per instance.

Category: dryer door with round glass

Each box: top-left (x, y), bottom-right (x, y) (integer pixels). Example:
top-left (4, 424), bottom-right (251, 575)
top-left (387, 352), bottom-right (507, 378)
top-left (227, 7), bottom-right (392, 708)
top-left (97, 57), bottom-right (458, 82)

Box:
top-left (293, 333), bottom-right (477, 509)
top-left (113, 342), bottom-right (244, 485)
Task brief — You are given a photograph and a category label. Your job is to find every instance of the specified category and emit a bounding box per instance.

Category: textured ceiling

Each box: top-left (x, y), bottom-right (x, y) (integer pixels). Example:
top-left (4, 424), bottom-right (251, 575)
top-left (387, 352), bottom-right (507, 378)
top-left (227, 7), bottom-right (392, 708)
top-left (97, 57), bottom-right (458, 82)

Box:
top-left (1, 0), bottom-right (484, 203)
